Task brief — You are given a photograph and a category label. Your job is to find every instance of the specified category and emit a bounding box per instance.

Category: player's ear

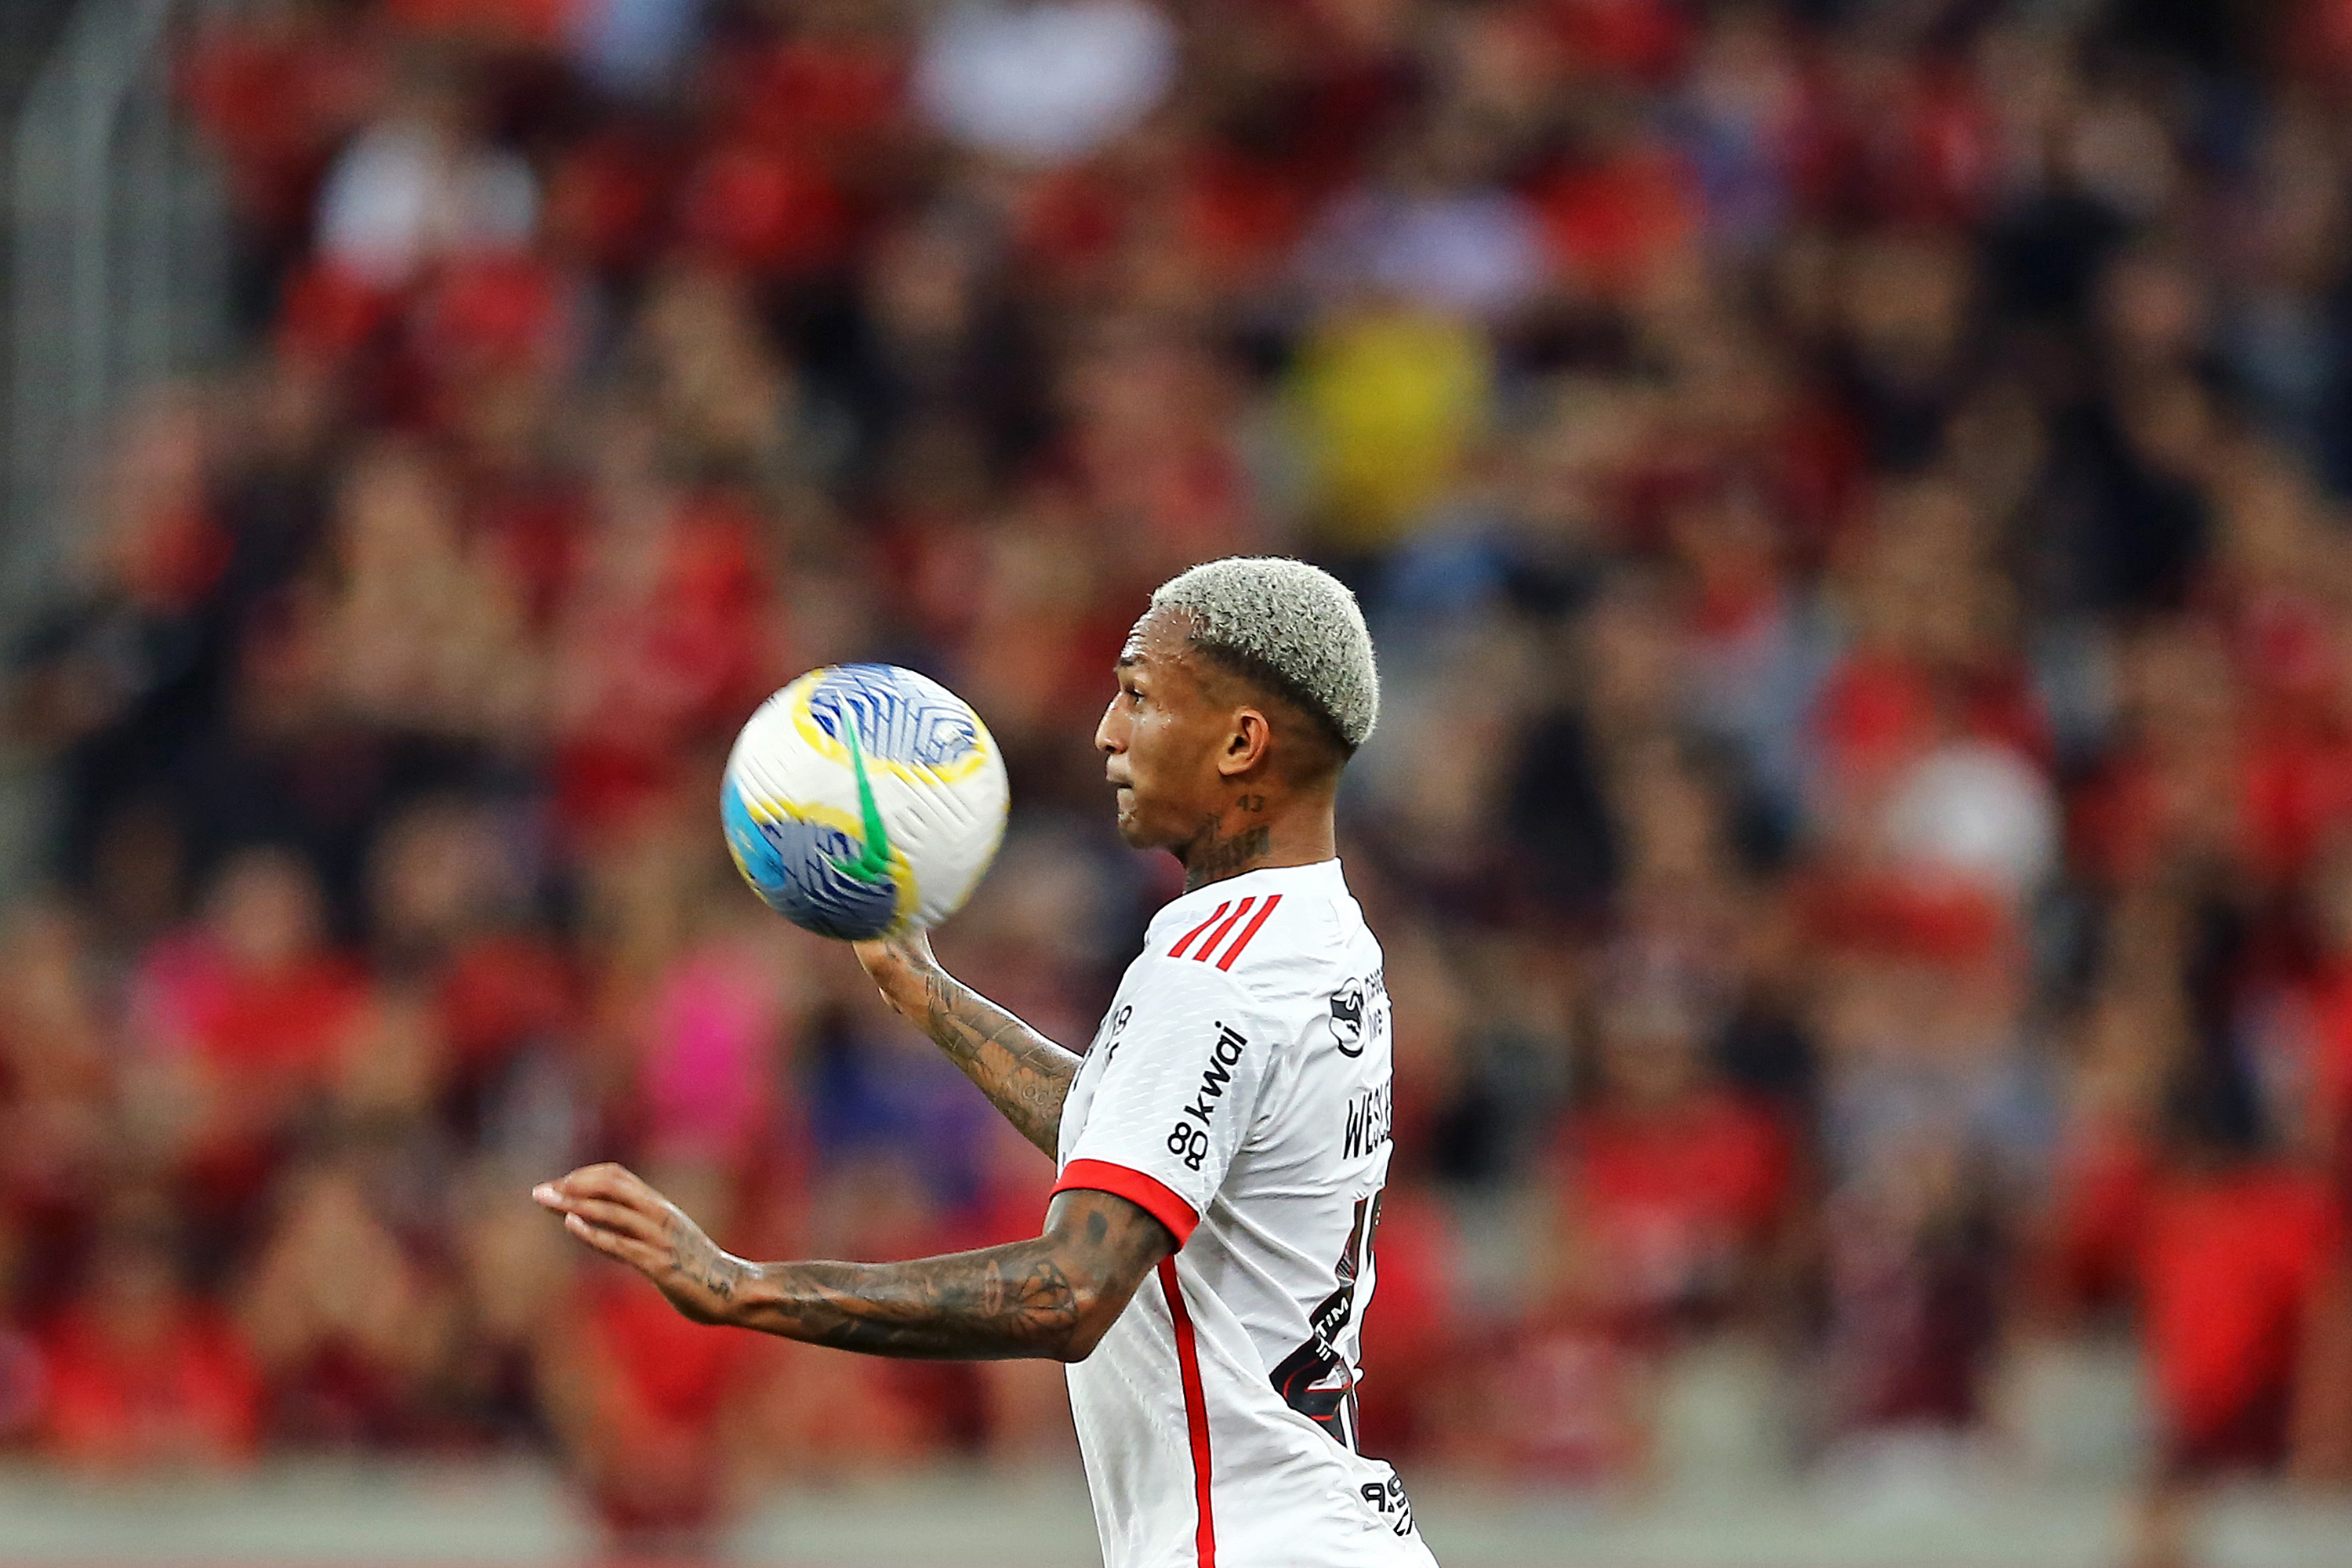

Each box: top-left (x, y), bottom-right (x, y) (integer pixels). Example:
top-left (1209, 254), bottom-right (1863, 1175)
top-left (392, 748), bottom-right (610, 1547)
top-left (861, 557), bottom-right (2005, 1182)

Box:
top-left (1218, 708), bottom-right (1271, 776)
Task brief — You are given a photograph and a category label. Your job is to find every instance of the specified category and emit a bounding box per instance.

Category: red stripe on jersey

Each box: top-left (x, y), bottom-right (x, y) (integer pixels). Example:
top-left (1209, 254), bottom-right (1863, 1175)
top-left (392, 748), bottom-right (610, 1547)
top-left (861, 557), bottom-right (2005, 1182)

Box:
top-left (1051, 1159), bottom-right (1200, 1245)
top-left (1190, 898), bottom-right (1254, 964)
top-left (1160, 1258), bottom-right (1217, 1568)
top-left (1212, 895), bottom-right (1280, 971)
top-left (1167, 902), bottom-right (1231, 960)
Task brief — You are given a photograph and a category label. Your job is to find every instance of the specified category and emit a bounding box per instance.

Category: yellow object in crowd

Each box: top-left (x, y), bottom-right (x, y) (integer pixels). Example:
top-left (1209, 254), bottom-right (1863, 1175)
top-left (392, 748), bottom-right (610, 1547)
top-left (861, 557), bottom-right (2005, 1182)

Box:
top-left (1293, 305), bottom-right (1493, 552)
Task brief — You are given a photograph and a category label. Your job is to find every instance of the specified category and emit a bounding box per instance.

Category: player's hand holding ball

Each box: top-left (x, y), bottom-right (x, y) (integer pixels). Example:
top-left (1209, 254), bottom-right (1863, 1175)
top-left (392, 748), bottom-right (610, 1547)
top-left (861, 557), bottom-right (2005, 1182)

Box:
top-left (719, 663), bottom-right (1010, 941)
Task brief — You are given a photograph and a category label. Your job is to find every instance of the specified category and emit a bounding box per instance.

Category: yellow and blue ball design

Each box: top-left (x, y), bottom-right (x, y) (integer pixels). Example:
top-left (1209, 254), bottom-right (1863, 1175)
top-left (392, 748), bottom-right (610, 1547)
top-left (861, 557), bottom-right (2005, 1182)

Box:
top-left (721, 665), bottom-right (1009, 940)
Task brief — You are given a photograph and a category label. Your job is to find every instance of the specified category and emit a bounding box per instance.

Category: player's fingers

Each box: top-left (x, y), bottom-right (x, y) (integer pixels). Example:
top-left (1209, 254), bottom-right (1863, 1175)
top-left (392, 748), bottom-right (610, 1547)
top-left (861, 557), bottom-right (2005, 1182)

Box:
top-left (562, 1210), bottom-right (625, 1256)
top-left (556, 1163), bottom-right (656, 1206)
top-left (532, 1178), bottom-right (595, 1213)
top-left (555, 1161), bottom-right (630, 1196)
top-left (561, 1196), bottom-right (669, 1247)
top-left (564, 1213), bottom-right (666, 1274)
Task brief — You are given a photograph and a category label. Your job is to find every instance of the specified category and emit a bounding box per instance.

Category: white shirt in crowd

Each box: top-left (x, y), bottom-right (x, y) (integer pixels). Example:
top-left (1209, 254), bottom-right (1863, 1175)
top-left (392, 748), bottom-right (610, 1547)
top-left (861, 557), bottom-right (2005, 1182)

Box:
top-left (317, 118), bottom-right (539, 288)
top-left (914, 0), bottom-right (1175, 168)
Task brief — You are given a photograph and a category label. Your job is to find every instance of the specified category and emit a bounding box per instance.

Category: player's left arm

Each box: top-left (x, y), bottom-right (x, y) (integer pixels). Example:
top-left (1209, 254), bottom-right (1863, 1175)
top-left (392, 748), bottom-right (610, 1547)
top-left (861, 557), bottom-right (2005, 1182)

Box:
top-left (853, 931), bottom-right (1080, 1159)
top-left (532, 1163), bottom-right (1173, 1361)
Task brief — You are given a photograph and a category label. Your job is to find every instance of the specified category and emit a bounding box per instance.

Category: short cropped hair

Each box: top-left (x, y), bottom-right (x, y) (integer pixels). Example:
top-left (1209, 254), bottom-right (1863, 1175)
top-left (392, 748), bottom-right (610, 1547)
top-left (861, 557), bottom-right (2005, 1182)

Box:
top-left (1150, 557), bottom-right (1379, 753)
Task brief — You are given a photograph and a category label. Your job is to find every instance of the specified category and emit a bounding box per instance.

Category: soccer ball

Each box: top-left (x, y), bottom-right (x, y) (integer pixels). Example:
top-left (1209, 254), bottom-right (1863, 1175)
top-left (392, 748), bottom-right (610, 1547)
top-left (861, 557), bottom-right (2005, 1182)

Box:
top-left (721, 664), bottom-right (1010, 940)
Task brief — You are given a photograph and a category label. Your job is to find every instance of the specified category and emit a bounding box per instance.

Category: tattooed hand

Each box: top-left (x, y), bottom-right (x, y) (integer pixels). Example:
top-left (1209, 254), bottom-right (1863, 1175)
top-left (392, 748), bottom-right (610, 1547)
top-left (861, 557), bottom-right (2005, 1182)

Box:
top-left (532, 1163), bottom-right (750, 1326)
top-left (853, 927), bottom-right (938, 998)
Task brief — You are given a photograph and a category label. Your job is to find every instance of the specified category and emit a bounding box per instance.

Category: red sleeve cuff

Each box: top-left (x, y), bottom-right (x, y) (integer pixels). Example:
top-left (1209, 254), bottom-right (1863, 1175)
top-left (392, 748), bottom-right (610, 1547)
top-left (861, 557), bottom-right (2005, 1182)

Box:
top-left (1052, 1159), bottom-right (1200, 1245)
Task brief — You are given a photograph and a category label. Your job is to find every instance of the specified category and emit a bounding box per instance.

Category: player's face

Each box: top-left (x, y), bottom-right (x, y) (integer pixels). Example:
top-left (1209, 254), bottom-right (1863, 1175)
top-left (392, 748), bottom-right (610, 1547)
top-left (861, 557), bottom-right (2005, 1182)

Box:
top-left (1097, 610), bottom-right (1229, 850)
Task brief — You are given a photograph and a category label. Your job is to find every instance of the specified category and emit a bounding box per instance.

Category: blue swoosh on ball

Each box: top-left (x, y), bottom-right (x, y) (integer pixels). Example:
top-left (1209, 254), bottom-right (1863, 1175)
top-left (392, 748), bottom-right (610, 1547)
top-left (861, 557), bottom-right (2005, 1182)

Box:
top-left (720, 778), bottom-right (899, 941)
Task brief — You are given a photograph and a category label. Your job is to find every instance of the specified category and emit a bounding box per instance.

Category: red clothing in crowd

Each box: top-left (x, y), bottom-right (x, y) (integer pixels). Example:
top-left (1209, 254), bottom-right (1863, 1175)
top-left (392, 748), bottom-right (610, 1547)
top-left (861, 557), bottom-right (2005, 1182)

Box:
top-left (178, 17), bottom-right (376, 238)
top-left (2053, 1128), bottom-right (2345, 1468)
top-left (1555, 1088), bottom-right (1795, 1327)
top-left (1353, 1188), bottom-right (1461, 1457)
top-left (571, 1274), bottom-right (746, 1536)
top-left (552, 492), bottom-right (780, 834)
top-left (2074, 721), bottom-right (2352, 892)
top-left (169, 953), bottom-right (369, 1083)
top-left (434, 931), bottom-right (576, 1072)
top-left (2145, 1167), bottom-right (2340, 1466)
top-left (133, 934), bottom-right (371, 1216)
top-left (42, 1308), bottom-right (263, 1468)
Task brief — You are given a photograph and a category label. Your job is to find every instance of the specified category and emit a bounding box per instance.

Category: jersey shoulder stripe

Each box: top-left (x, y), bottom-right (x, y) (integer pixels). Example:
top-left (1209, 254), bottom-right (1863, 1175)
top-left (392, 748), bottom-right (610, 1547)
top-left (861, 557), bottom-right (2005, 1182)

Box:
top-left (1212, 894), bottom-right (1280, 969)
top-left (1190, 897), bottom-right (1257, 963)
top-left (1161, 892), bottom-right (1286, 968)
top-left (1168, 902), bottom-right (1232, 960)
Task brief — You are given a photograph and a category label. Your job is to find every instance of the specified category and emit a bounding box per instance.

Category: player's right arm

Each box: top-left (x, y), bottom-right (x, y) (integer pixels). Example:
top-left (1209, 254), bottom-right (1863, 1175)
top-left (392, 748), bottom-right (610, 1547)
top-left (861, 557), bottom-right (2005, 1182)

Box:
top-left (855, 931), bottom-right (1078, 1156)
top-left (535, 1163), bottom-right (1171, 1360)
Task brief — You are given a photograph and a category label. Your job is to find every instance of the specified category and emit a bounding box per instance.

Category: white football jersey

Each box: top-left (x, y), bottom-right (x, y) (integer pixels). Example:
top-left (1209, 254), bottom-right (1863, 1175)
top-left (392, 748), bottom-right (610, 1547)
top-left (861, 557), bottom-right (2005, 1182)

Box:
top-left (1052, 859), bottom-right (1438, 1568)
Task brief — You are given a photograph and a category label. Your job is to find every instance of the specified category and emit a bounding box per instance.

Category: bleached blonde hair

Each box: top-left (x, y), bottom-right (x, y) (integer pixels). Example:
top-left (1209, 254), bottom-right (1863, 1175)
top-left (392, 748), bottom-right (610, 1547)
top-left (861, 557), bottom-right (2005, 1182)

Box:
top-left (1150, 557), bottom-right (1379, 753)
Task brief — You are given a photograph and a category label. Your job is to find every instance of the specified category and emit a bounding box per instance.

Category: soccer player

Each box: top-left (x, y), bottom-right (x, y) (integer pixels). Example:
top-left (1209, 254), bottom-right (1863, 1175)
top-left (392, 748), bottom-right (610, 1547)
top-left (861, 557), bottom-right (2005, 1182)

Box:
top-left (534, 557), bottom-right (1437, 1567)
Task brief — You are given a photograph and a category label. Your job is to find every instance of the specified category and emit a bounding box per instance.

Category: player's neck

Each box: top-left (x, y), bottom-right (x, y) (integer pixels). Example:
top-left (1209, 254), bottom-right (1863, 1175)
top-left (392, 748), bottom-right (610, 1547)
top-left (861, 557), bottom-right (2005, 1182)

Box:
top-left (1178, 799), bottom-right (1335, 893)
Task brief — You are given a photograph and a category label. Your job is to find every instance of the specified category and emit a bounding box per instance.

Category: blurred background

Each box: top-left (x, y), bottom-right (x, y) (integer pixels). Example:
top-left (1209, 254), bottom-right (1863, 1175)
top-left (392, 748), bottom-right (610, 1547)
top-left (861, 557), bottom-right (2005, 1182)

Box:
top-left (2, 0), bottom-right (2352, 1564)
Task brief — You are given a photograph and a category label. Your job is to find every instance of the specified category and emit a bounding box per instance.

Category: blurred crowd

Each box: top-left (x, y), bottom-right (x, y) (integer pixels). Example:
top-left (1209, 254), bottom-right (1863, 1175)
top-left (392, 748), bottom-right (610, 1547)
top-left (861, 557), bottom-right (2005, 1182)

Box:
top-left (7, 0), bottom-right (2352, 1550)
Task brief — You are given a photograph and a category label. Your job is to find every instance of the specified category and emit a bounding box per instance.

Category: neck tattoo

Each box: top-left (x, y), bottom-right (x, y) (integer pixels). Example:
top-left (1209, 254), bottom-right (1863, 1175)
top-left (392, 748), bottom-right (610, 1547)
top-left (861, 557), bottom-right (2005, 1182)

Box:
top-left (1183, 822), bottom-right (1272, 891)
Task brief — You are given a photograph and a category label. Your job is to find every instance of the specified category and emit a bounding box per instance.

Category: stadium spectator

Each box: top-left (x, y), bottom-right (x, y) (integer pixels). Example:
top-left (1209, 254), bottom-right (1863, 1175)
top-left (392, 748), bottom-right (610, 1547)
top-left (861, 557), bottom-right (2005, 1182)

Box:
top-left (42, 1214), bottom-right (263, 1470)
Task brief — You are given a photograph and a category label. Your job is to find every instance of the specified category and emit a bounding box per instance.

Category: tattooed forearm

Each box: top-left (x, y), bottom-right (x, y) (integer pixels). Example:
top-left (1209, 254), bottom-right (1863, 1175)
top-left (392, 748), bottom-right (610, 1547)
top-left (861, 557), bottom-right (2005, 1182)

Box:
top-left (916, 965), bottom-right (1079, 1154)
top-left (738, 1242), bottom-right (1087, 1358)
top-left (537, 1171), bottom-right (1177, 1360)
top-left (898, 962), bottom-right (1079, 1155)
top-left (855, 935), bottom-right (1080, 1154)
top-left (728, 1190), bottom-right (1171, 1361)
